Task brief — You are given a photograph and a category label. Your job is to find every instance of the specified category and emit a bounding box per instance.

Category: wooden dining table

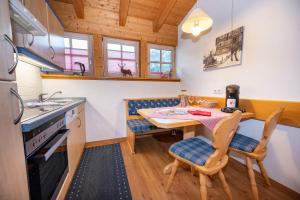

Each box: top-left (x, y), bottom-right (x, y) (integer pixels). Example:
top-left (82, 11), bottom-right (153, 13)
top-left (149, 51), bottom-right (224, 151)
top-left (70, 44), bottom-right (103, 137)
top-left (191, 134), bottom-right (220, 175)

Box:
top-left (138, 107), bottom-right (255, 175)
top-left (138, 107), bottom-right (255, 139)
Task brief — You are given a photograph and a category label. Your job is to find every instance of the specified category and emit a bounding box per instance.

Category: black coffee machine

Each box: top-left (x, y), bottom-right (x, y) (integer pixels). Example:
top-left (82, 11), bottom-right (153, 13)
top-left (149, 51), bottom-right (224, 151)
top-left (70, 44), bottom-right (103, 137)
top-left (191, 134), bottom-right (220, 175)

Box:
top-left (221, 84), bottom-right (244, 113)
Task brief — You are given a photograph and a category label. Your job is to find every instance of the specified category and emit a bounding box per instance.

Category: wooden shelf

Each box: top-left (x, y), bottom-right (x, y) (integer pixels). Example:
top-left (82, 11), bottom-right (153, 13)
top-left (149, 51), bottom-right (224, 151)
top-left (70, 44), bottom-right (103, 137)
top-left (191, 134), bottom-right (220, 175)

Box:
top-left (41, 74), bottom-right (181, 82)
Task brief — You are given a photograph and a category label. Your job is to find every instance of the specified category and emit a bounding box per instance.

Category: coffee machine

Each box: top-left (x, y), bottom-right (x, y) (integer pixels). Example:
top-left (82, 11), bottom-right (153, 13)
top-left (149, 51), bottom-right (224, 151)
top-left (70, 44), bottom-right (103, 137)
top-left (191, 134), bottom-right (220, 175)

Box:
top-left (221, 84), bottom-right (244, 113)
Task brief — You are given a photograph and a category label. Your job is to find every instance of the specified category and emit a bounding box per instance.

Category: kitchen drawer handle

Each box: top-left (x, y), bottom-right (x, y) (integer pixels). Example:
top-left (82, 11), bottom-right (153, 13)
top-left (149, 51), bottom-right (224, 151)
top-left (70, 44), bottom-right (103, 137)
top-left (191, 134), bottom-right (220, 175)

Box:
top-left (77, 117), bottom-right (81, 128)
top-left (28, 34), bottom-right (35, 46)
top-left (10, 88), bottom-right (24, 125)
top-left (4, 34), bottom-right (19, 74)
top-left (50, 46), bottom-right (55, 59)
top-left (34, 130), bottom-right (70, 162)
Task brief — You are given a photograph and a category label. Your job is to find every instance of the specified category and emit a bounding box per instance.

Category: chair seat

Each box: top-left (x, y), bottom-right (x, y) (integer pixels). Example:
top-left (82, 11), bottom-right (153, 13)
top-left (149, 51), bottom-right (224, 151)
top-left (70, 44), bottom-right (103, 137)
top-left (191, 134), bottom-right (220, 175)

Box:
top-left (127, 119), bottom-right (157, 134)
top-left (169, 137), bottom-right (215, 166)
top-left (230, 133), bottom-right (259, 153)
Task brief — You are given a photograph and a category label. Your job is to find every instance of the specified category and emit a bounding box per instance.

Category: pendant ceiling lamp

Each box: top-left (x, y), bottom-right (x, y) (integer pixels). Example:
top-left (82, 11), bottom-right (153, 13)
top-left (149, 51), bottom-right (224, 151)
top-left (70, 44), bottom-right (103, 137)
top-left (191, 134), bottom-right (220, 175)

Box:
top-left (181, 1), bottom-right (213, 36)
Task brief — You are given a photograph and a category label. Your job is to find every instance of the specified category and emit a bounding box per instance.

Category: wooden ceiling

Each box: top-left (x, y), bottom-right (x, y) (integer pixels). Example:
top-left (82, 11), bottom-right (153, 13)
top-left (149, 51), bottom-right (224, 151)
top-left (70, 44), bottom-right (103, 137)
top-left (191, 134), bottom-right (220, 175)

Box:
top-left (52, 0), bottom-right (195, 32)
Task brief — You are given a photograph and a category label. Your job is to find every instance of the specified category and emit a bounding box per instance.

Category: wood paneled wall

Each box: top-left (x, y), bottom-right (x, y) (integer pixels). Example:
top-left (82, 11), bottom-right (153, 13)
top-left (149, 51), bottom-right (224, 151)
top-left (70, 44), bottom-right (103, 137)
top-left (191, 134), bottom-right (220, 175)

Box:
top-left (188, 96), bottom-right (300, 128)
top-left (49, 0), bottom-right (178, 78)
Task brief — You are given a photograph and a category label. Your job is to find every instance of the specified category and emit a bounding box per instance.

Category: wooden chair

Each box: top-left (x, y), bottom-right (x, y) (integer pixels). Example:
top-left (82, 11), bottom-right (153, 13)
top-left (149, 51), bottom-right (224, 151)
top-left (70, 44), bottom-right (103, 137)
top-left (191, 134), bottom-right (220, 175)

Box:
top-left (166, 111), bottom-right (242, 200)
top-left (229, 107), bottom-right (285, 200)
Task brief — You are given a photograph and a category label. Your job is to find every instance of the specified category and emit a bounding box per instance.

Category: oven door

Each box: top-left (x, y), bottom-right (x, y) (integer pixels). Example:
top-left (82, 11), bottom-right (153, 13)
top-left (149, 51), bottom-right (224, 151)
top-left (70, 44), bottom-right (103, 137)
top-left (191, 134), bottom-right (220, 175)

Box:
top-left (27, 129), bottom-right (70, 200)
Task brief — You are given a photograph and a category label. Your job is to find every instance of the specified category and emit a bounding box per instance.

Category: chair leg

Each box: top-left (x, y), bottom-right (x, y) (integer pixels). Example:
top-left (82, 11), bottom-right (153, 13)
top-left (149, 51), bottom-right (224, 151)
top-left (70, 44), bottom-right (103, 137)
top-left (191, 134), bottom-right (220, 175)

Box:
top-left (206, 176), bottom-right (212, 188)
top-left (218, 169), bottom-right (233, 200)
top-left (166, 159), bottom-right (179, 192)
top-left (199, 173), bottom-right (208, 200)
top-left (257, 160), bottom-right (271, 186)
top-left (246, 157), bottom-right (259, 200)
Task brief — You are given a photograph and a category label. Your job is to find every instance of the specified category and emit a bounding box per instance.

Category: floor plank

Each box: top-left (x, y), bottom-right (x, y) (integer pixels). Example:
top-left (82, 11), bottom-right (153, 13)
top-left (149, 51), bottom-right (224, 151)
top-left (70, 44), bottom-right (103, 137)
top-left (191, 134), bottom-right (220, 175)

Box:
top-left (120, 133), bottom-right (298, 200)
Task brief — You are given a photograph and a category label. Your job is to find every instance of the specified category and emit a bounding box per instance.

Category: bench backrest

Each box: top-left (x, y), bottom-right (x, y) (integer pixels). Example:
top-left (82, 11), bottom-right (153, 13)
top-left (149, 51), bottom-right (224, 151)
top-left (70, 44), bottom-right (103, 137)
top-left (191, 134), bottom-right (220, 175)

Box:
top-left (125, 97), bottom-right (180, 119)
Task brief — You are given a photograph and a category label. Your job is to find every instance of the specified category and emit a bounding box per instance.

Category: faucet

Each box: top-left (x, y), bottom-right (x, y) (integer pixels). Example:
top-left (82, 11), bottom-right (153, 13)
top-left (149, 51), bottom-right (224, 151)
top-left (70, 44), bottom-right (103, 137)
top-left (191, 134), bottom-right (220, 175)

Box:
top-left (38, 91), bottom-right (62, 102)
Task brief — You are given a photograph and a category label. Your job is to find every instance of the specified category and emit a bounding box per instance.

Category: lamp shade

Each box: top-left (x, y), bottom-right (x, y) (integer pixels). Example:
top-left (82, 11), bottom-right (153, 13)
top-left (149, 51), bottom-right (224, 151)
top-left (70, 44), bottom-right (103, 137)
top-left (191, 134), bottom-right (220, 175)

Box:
top-left (181, 8), bottom-right (213, 36)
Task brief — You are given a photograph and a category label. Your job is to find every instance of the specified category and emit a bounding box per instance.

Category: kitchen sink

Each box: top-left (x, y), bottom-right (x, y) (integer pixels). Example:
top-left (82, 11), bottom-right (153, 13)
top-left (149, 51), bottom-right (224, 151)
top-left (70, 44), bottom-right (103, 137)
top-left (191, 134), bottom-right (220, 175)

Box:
top-left (24, 99), bottom-right (75, 108)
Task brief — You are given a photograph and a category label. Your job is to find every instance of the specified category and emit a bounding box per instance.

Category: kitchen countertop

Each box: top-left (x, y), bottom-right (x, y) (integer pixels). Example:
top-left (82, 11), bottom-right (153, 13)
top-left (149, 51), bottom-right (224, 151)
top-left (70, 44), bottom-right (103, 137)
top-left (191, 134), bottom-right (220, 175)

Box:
top-left (21, 97), bottom-right (86, 133)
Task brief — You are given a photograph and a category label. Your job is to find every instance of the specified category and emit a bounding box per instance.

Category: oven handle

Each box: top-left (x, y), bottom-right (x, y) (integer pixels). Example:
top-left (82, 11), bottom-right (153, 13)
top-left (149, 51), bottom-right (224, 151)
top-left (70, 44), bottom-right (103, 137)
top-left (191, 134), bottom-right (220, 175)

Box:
top-left (43, 129), bottom-right (70, 162)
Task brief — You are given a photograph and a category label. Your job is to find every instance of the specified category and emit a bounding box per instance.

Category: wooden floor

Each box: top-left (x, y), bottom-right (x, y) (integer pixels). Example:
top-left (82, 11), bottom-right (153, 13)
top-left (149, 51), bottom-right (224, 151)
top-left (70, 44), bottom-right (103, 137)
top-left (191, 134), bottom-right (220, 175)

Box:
top-left (120, 133), bottom-right (298, 200)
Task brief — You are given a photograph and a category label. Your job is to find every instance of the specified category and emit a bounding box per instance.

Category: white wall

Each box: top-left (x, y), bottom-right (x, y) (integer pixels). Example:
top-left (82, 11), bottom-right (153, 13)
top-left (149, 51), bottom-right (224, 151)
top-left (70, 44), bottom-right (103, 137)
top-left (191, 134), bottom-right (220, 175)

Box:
top-left (16, 61), bottom-right (42, 101)
top-left (42, 80), bottom-right (180, 142)
top-left (176, 0), bottom-right (300, 193)
top-left (177, 0), bottom-right (300, 100)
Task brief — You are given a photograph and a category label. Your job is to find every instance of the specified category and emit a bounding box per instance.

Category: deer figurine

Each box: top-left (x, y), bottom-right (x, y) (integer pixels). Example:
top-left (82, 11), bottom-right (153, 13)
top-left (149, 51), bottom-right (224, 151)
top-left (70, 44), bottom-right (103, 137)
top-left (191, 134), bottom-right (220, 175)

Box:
top-left (118, 63), bottom-right (133, 77)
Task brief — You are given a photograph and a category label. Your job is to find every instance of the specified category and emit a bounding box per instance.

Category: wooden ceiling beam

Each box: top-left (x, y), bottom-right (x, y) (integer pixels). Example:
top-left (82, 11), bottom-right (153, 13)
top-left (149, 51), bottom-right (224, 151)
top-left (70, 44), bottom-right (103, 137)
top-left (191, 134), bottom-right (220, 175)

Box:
top-left (153, 0), bottom-right (177, 32)
top-left (119, 0), bottom-right (130, 26)
top-left (72, 0), bottom-right (84, 19)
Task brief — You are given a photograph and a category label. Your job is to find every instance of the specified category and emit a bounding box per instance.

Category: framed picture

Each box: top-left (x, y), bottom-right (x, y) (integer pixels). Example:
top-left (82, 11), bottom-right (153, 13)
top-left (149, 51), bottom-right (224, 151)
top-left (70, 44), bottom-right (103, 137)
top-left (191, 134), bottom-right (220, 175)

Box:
top-left (203, 26), bottom-right (244, 70)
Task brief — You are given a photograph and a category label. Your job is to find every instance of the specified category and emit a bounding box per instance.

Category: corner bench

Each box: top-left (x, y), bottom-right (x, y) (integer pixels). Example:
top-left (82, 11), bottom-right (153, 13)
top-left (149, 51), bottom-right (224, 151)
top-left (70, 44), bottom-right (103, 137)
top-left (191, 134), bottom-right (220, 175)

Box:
top-left (124, 97), bottom-right (181, 154)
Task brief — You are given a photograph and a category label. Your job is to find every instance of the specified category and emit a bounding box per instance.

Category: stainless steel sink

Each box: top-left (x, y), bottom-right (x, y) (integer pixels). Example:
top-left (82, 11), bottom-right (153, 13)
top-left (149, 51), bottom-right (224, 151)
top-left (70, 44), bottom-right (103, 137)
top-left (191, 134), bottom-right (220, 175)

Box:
top-left (24, 99), bottom-right (75, 108)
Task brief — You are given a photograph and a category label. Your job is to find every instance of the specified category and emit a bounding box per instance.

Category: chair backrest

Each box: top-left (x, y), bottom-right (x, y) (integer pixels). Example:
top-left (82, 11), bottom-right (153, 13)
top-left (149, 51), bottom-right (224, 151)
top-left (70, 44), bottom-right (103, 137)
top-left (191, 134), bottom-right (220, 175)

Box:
top-left (205, 111), bottom-right (242, 168)
top-left (254, 107), bottom-right (285, 153)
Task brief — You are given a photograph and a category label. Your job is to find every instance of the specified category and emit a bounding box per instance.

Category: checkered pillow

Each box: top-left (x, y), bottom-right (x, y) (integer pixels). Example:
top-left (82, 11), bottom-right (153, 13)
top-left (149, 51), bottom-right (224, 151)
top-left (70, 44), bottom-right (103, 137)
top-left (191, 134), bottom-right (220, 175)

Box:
top-left (230, 133), bottom-right (259, 152)
top-left (127, 119), bottom-right (157, 134)
top-left (170, 136), bottom-right (215, 166)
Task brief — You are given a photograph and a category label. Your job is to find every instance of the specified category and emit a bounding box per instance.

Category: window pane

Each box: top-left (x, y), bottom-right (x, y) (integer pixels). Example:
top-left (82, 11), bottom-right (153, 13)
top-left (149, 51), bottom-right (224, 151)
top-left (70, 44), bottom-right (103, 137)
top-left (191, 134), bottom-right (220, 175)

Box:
top-left (70, 49), bottom-right (88, 56)
top-left (107, 50), bottom-right (121, 58)
top-left (72, 39), bottom-right (88, 49)
top-left (150, 49), bottom-right (160, 62)
top-left (65, 55), bottom-right (72, 70)
top-left (122, 51), bottom-right (135, 60)
top-left (108, 59), bottom-right (122, 73)
top-left (107, 43), bottom-right (121, 51)
top-left (65, 48), bottom-right (71, 54)
top-left (122, 61), bottom-right (136, 73)
top-left (162, 50), bottom-right (172, 62)
top-left (162, 64), bottom-right (172, 73)
top-left (64, 38), bottom-right (70, 48)
top-left (150, 63), bottom-right (160, 73)
top-left (122, 45), bottom-right (135, 52)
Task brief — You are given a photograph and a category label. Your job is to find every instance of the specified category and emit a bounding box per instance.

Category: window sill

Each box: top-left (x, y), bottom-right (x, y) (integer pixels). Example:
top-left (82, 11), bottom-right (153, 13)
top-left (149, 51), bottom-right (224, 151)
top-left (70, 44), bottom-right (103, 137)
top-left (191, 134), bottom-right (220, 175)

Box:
top-left (41, 74), bottom-right (181, 82)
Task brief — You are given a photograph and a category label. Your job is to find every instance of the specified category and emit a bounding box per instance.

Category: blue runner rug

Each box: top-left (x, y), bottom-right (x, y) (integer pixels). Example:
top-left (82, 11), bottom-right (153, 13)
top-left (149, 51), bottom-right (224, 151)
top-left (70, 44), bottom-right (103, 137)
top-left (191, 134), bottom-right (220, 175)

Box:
top-left (66, 144), bottom-right (132, 200)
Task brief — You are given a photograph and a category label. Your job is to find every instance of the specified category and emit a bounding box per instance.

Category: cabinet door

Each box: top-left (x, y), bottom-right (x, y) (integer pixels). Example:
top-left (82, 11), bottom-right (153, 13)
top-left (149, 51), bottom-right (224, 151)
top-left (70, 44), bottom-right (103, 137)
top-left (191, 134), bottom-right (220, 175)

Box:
top-left (22, 0), bottom-right (50, 61)
top-left (57, 106), bottom-right (86, 200)
top-left (0, 0), bottom-right (17, 81)
top-left (0, 81), bottom-right (29, 199)
top-left (47, 6), bottom-right (66, 69)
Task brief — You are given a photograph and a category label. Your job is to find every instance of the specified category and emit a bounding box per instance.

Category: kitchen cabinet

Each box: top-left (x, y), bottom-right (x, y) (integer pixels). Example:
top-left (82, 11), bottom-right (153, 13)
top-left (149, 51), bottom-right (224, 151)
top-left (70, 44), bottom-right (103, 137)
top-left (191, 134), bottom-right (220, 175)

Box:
top-left (0, 0), bottom-right (17, 81)
top-left (0, 81), bottom-right (29, 200)
top-left (56, 104), bottom-right (86, 200)
top-left (21, 0), bottom-right (51, 61)
top-left (47, 6), bottom-right (66, 69)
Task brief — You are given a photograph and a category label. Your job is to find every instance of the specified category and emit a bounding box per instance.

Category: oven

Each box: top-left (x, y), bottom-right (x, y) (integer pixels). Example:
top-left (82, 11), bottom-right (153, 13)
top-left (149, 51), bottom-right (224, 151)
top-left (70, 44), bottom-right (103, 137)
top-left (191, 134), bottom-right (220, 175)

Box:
top-left (23, 114), bottom-right (69, 200)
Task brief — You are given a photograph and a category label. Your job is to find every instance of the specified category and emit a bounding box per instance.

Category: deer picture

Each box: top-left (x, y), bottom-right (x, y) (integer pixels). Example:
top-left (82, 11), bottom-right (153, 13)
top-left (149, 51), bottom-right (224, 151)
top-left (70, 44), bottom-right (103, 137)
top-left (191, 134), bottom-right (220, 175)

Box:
top-left (118, 63), bottom-right (133, 77)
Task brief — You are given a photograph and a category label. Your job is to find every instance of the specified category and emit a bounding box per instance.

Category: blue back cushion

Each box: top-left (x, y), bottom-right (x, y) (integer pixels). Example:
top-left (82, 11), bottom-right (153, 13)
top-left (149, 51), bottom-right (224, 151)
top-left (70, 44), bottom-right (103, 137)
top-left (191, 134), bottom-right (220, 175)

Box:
top-left (128, 98), bottom-right (180, 115)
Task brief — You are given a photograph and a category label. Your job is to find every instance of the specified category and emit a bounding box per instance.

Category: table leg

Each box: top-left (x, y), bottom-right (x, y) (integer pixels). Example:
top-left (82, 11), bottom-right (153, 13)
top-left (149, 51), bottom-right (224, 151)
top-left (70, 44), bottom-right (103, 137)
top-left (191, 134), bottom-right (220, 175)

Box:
top-left (183, 125), bottom-right (196, 139)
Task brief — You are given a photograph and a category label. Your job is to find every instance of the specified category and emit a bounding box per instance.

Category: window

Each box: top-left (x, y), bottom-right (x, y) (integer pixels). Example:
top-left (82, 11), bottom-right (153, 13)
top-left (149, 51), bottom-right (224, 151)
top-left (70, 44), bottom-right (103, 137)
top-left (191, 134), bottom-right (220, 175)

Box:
top-left (103, 37), bottom-right (139, 77)
top-left (64, 32), bottom-right (93, 75)
top-left (148, 44), bottom-right (175, 77)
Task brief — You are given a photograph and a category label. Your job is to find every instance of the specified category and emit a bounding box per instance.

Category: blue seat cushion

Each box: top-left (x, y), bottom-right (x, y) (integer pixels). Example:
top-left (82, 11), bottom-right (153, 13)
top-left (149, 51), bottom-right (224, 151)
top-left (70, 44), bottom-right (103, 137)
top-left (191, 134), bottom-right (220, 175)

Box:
top-left (128, 98), bottom-right (180, 115)
top-left (127, 119), bottom-right (157, 133)
top-left (230, 133), bottom-right (259, 153)
top-left (169, 136), bottom-right (215, 166)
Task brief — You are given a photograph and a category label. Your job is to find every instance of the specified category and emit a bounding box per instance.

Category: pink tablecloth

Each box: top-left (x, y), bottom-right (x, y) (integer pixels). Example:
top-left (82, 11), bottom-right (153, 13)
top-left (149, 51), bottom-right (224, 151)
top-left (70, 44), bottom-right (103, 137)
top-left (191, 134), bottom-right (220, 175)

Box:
top-left (147, 107), bottom-right (230, 131)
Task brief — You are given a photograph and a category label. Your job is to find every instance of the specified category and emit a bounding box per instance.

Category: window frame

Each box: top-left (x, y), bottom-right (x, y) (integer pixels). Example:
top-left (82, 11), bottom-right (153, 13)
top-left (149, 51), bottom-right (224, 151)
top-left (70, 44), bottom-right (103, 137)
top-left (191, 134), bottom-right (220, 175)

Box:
top-left (147, 43), bottom-right (175, 78)
top-left (103, 36), bottom-right (140, 78)
top-left (63, 32), bottom-right (94, 75)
